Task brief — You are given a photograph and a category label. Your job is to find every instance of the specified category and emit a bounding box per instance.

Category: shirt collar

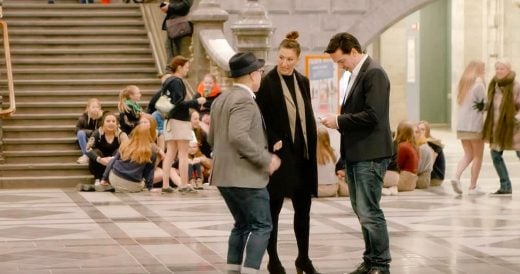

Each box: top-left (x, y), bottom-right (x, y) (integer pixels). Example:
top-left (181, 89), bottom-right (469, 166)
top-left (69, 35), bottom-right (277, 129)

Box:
top-left (351, 54), bottom-right (368, 77)
top-left (233, 83), bottom-right (255, 99)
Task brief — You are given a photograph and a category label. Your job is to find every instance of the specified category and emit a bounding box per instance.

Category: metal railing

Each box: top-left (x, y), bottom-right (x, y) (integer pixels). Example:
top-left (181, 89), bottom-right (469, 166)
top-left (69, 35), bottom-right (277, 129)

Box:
top-left (0, 19), bottom-right (15, 118)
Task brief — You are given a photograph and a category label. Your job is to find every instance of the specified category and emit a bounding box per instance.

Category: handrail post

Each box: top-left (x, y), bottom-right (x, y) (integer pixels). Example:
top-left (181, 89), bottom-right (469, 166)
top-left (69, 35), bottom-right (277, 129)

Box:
top-left (0, 95), bottom-right (4, 164)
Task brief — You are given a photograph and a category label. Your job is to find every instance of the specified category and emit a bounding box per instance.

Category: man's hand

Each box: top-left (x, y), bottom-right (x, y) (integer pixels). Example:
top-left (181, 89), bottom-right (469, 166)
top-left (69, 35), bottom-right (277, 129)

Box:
top-left (320, 113), bottom-right (339, 129)
top-left (269, 154), bottom-right (281, 175)
top-left (336, 169), bottom-right (345, 180)
top-left (160, 2), bottom-right (169, 13)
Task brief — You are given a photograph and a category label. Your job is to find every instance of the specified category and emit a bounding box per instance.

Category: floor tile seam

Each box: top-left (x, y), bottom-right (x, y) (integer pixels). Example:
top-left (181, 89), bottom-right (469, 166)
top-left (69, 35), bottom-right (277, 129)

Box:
top-left (386, 221), bottom-right (520, 271)
top-left (63, 191), bottom-right (171, 273)
top-left (117, 193), bottom-right (225, 268)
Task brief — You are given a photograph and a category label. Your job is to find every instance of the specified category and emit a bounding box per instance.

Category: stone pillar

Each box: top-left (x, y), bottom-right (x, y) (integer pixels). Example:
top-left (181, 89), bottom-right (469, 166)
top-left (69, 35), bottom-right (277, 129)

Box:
top-left (188, 0), bottom-right (229, 88)
top-left (0, 95), bottom-right (4, 164)
top-left (231, 0), bottom-right (274, 62)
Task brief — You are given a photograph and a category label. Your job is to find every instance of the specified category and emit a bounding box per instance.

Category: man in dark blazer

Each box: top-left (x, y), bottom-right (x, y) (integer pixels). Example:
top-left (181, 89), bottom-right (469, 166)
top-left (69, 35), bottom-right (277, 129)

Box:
top-left (321, 33), bottom-right (393, 274)
top-left (209, 52), bottom-right (281, 274)
top-left (256, 32), bottom-right (319, 274)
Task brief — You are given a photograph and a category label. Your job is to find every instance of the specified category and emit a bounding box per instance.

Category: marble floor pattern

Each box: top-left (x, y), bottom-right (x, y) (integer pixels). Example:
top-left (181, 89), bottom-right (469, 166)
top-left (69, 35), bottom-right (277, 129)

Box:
top-left (2, 129), bottom-right (520, 274)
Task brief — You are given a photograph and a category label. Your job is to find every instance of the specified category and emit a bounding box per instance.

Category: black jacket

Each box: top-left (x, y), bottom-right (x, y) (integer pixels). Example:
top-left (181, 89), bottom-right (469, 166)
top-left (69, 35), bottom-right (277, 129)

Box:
top-left (337, 56), bottom-right (394, 163)
top-left (164, 76), bottom-right (199, 121)
top-left (256, 67), bottom-right (318, 199)
top-left (161, 0), bottom-right (192, 31)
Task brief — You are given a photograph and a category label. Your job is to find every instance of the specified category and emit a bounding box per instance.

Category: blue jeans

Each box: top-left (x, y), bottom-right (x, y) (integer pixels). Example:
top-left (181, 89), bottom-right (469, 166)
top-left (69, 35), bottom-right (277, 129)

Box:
top-left (77, 130), bottom-right (89, 155)
top-left (218, 187), bottom-right (272, 270)
top-left (490, 149), bottom-right (520, 192)
top-left (152, 111), bottom-right (165, 135)
top-left (346, 159), bottom-right (391, 271)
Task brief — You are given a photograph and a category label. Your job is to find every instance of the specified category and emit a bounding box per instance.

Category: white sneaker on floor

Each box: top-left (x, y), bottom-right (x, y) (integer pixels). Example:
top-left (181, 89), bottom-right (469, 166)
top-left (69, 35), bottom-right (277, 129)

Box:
top-left (381, 187), bottom-right (391, 196)
top-left (76, 155), bottom-right (89, 164)
top-left (389, 185), bottom-right (398, 195)
top-left (468, 186), bottom-right (486, 195)
top-left (451, 179), bottom-right (463, 194)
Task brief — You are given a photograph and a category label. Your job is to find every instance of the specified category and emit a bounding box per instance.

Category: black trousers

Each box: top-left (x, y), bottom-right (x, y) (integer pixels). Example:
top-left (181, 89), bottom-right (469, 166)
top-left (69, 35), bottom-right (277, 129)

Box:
top-left (267, 187), bottom-right (312, 262)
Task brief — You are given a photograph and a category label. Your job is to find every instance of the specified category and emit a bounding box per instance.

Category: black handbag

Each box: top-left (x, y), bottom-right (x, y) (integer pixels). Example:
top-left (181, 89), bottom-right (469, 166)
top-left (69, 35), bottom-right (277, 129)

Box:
top-left (166, 16), bottom-right (193, 39)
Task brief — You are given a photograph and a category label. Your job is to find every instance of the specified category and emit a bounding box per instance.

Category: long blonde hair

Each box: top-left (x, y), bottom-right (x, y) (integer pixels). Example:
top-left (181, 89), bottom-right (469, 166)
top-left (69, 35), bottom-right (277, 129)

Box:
top-left (395, 120), bottom-right (418, 159)
top-left (119, 124), bottom-right (153, 164)
top-left (457, 60), bottom-right (485, 104)
top-left (316, 127), bottom-right (337, 165)
top-left (118, 85), bottom-right (139, 113)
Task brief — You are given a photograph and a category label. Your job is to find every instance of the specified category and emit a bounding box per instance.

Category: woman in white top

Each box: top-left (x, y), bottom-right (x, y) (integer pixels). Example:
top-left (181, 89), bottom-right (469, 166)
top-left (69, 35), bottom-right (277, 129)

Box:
top-left (451, 60), bottom-right (486, 195)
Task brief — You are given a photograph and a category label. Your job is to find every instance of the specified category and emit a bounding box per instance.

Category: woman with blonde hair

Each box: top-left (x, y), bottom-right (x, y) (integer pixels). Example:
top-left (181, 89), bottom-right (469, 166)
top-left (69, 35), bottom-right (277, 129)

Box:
top-left (316, 127), bottom-right (341, 197)
top-left (100, 123), bottom-right (158, 193)
top-left (161, 56), bottom-right (206, 193)
top-left (482, 59), bottom-right (520, 195)
top-left (118, 85), bottom-right (142, 135)
top-left (451, 60), bottom-right (487, 195)
top-left (395, 121), bottom-right (419, 191)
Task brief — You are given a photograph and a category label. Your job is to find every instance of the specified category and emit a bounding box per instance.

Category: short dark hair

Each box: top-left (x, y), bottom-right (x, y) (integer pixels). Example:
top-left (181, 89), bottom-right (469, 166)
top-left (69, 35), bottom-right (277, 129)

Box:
top-left (324, 32), bottom-right (363, 55)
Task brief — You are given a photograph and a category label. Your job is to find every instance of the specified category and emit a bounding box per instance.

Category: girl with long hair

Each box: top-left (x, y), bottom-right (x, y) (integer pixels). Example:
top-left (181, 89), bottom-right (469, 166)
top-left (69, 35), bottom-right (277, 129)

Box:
top-left (395, 121), bottom-right (419, 192)
top-left (451, 60), bottom-right (487, 195)
top-left (118, 85), bottom-right (142, 135)
top-left (100, 124), bottom-right (157, 193)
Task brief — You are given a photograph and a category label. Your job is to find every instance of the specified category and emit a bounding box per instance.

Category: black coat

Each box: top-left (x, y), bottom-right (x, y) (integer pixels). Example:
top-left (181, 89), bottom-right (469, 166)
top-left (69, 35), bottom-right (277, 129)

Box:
top-left (256, 67), bottom-right (318, 199)
top-left (161, 0), bottom-right (192, 31)
top-left (337, 56), bottom-right (394, 162)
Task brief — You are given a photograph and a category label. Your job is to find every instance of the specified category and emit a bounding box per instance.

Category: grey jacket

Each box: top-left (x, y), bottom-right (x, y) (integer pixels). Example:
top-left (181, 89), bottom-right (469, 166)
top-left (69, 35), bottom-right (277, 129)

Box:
top-left (208, 85), bottom-right (271, 188)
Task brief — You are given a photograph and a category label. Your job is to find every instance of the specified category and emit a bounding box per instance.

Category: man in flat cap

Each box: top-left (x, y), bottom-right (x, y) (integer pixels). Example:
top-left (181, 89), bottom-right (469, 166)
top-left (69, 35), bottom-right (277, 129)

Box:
top-left (208, 52), bottom-right (281, 274)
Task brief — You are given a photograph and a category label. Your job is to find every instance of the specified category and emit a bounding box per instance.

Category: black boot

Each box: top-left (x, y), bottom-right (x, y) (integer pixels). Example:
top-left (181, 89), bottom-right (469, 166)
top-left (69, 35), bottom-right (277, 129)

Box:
top-left (267, 260), bottom-right (286, 274)
top-left (295, 258), bottom-right (321, 274)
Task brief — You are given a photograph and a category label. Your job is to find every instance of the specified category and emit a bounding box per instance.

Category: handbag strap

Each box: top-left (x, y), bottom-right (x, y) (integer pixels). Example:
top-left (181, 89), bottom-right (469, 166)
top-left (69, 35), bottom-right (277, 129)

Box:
top-left (161, 76), bottom-right (177, 96)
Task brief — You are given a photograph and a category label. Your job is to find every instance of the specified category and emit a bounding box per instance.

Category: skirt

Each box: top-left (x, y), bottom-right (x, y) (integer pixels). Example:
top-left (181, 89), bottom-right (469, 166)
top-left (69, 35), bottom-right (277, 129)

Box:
top-left (164, 118), bottom-right (193, 141)
top-left (457, 131), bottom-right (482, 140)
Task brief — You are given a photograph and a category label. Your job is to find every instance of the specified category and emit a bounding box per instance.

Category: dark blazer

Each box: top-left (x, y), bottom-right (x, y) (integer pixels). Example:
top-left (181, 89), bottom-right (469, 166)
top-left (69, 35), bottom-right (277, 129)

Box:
top-left (161, 0), bottom-right (192, 31)
top-left (338, 56), bottom-right (393, 162)
top-left (256, 68), bottom-right (318, 198)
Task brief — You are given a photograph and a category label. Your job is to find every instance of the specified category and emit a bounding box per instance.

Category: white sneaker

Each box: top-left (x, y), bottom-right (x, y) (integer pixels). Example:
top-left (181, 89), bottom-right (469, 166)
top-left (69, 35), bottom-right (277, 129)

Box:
top-left (451, 179), bottom-right (463, 194)
top-left (94, 179), bottom-right (101, 186)
top-left (76, 155), bottom-right (89, 164)
top-left (381, 187), bottom-right (391, 196)
top-left (468, 186), bottom-right (486, 195)
top-left (389, 185), bottom-right (398, 195)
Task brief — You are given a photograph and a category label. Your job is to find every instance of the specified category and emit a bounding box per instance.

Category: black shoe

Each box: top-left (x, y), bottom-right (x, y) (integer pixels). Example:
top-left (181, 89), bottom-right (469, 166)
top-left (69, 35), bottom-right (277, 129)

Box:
top-left (267, 260), bottom-right (286, 274)
top-left (349, 262), bottom-right (370, 274)
top-left (367, 268), bottom-right (390, 274)
top-left (490, 189), bottom-right (512, 196)
top-left (295, 258), bottom-right (321, 274)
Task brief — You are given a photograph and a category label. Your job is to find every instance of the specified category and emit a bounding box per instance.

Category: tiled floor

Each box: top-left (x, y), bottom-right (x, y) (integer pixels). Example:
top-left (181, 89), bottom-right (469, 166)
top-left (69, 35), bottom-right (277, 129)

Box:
top-left (1, 129), bottom-right (520, 274)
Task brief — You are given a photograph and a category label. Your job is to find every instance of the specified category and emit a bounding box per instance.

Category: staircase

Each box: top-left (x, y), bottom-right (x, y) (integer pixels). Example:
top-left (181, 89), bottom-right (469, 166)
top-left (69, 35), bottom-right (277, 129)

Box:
top-left (0, 0), bottom-right (161, 188)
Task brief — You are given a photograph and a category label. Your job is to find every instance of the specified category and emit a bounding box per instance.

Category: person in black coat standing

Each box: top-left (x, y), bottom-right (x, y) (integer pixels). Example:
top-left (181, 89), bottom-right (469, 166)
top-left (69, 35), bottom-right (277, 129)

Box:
top-left (321, 32), bottom-right (393, 274)
top-left (256, 31), bottom-right (320, 274)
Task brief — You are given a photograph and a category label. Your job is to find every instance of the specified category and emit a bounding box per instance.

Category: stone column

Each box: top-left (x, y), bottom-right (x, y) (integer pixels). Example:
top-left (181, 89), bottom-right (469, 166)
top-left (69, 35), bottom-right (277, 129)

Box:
top-left (188, 0), bottom-right (229, 88)
top-left (231, 0), bottom-right (274, 62)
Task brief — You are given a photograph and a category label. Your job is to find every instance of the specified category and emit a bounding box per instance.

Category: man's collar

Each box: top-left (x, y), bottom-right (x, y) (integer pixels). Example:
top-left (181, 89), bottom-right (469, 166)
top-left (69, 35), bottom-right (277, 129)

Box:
top-left (233, 83), bottom-right (255, 99)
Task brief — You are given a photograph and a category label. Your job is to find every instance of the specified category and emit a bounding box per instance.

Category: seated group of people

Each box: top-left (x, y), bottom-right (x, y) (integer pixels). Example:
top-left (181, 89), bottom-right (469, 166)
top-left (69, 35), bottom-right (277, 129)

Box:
top-left (316, 120), bottom-right (445, 197)
top-left (75, 73), bottom-right (219, 193)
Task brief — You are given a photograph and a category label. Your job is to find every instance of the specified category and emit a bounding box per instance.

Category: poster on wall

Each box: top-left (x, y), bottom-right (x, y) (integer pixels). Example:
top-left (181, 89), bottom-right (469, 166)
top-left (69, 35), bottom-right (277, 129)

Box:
top-left (304, 55), bottom-right (343, 115)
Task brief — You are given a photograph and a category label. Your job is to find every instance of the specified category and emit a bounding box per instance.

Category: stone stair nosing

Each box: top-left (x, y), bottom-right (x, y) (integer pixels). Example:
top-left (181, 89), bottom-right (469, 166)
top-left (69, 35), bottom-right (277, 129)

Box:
top-left (0, 176), bottom-right (94, 189)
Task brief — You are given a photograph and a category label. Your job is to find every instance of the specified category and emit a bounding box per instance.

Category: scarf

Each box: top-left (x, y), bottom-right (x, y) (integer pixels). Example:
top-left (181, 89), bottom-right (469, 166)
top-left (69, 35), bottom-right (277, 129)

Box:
top-left (482, 71), bottom-right (517, 150)
top-left (124, 99), bottom-right (142, 114)
top-left (279, 72), bottom-right (308, 158)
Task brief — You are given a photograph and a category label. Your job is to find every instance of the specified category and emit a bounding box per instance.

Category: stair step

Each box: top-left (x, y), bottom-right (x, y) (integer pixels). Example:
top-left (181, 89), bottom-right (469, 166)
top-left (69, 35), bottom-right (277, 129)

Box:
top-left (7, 19), bottom-right (145, 27)
top-left (0, 175), bottom-right (94, 189)
top-left (4, 10), bottom-right (142, 17)
top-left (10, 48), bottom-right (152, 55)
top-left (3, 125), bottom-right (75, 131)
top-left (7, 28), bottom-right (148, 36)
top-left (3, 78), bottom-right (160, 85)
top-left (3, 137), bottom-right (77, 144)
top-left (0, 163), bottom-right (88, 171)
top-left (4, 150), bottom-right (80, 157)
top-left (5, 67), bottom-right (157, 74)
top-left (3, 88), bottom-right (157, 96)
top-left (2, 151), bottom-right (83, 164)
top-left (9, 38), bottom-right (150, 45)
top-left (0, 163), bottom-right (90, 177)
top-left (8, 57), bottom-right (154, 65)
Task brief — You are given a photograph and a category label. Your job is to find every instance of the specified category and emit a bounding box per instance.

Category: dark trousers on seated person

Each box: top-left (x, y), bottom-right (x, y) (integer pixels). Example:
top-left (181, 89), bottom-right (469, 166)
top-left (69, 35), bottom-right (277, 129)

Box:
top-left (346, 159), bottom-right (391, 271)
top-left (218, 187), bottom-right (272, 270)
